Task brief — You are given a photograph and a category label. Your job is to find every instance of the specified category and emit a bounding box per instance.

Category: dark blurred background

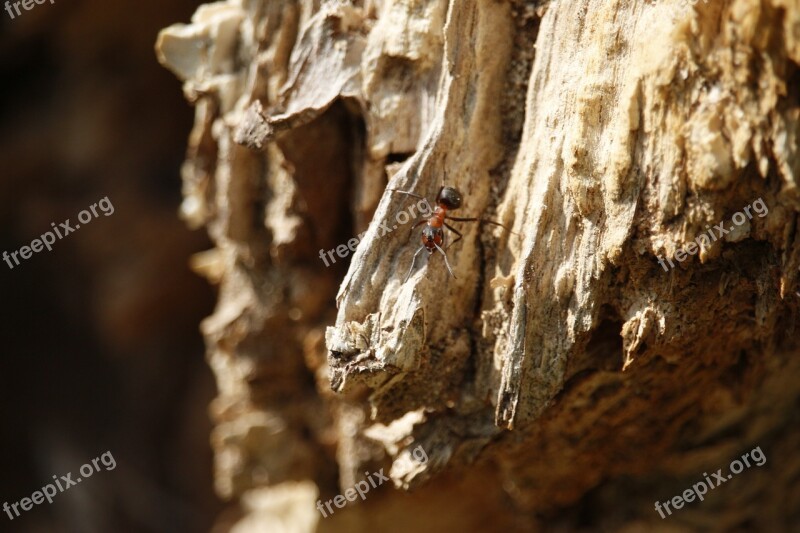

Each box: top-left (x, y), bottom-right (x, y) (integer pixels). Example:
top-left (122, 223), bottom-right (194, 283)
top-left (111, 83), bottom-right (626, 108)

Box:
top-left (0, 1), bottom-right (222, 531)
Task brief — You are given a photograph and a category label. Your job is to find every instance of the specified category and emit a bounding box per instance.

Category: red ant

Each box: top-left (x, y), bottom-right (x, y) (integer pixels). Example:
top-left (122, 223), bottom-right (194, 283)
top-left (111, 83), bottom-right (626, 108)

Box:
top-left (389, 185), bottom-right (514, 281)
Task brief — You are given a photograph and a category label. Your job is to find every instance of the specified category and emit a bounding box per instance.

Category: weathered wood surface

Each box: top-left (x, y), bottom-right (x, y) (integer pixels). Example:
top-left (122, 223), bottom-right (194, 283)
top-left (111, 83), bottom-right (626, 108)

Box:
top-left (157, 1), bottom-right (800, 530)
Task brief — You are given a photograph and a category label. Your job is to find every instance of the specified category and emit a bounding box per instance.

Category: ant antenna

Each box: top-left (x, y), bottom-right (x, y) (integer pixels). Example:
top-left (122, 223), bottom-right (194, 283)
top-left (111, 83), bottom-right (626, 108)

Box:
top-left (434, 244), bottom-right (456, 279)
top-left (403, 246), bottom-right (426, 282)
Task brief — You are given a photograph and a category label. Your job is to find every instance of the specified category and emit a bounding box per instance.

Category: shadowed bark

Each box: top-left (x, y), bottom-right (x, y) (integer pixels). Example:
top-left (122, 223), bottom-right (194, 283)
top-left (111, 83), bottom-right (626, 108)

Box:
top-left (157, 1), bottom-right (800, 530)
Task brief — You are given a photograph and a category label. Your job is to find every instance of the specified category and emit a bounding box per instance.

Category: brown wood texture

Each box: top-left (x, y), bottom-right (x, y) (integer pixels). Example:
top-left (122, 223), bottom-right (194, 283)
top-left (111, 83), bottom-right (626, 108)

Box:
top-left (157, 1), bottom-right (800, 531)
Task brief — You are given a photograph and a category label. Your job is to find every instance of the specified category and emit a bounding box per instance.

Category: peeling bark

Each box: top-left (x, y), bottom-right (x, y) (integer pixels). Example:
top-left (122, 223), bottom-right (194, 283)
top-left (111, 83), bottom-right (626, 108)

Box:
top-left (157, 0), bottom-right (800, 530)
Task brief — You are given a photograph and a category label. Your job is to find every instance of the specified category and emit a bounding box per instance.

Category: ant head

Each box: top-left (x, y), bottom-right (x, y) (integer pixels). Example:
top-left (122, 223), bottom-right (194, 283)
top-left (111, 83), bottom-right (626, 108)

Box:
top-left (438, 187), bottom-right (462, 209)
top-left (422, 226), bottom-right (443, 249)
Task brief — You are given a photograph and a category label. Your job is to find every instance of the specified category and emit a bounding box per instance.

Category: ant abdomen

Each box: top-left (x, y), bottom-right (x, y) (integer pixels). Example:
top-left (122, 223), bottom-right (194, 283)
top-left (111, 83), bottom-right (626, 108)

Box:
top-left (437, 187), bottom-right (462, 210)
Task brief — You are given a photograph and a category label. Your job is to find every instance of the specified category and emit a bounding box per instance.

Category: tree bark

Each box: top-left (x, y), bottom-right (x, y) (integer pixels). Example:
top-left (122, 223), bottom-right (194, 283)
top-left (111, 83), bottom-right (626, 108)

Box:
top-left (157, 0), bottom-right (800, 530)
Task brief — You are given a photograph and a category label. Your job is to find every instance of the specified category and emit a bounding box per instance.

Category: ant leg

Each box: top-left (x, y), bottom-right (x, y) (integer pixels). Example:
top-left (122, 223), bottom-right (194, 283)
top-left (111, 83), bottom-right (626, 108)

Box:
top-left (408, 219), bottom-right (426, 243)
top-left (446, 216), bottom-right (519, 236)
top-left (443, 222), bottom-right (463, 250)
top-left (434, 243), bottom-right (456, 279)
top-left (403, 246), bottom-right (426, 283)
top-left (388, 188), bottom-right (427, 201)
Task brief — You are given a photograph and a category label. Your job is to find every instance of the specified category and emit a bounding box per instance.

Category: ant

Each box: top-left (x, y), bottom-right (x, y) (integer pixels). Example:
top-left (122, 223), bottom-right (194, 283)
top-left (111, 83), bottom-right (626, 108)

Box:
top-left (389, 185), bottom-right (515, 281)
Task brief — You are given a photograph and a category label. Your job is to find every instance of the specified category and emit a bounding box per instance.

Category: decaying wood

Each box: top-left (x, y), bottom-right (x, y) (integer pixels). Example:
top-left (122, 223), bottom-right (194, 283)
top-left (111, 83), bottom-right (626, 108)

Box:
top-left (157, 0), bottom-right (800, 530)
